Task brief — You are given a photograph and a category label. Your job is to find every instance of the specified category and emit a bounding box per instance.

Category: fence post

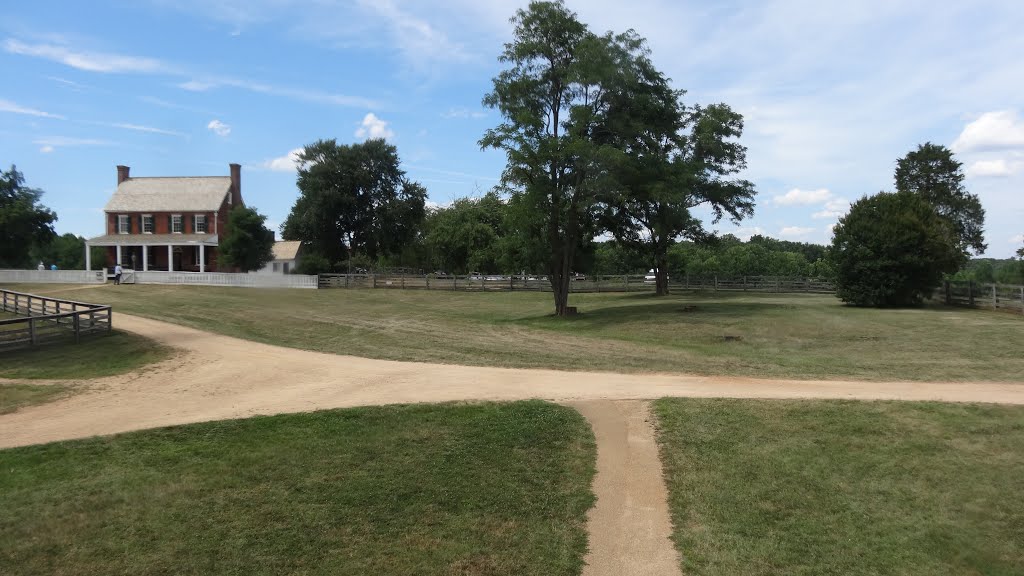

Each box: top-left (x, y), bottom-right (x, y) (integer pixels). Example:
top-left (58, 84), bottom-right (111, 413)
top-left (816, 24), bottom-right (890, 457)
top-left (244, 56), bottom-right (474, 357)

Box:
top-left (401, 275), bottom-right (406, 289)
top-left (372, 274), bottom-right (377, 289)
top-left (714, 276), bottom-right (718, 292)
top-left (453, 275), bottom-right (457, 291)
top-left (426, 275), bottom-right (430, 290)
top-left (73, 314), bottom-right (80, 344)
top-left (944, 280), bottom-right (951, 305)
top-left (345, 274), bottom-right (350, 289)
top-left (969, 281), bottom-right (975, 306)
top-left (992, 284), bottom-right (997, 309)
top-left (29, 317), bottom-right (37, 346)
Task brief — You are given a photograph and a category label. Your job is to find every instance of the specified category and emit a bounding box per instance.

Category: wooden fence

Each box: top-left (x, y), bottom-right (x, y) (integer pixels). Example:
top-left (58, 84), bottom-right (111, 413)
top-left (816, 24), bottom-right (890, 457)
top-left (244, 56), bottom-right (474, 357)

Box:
top-left (0, 289), bottom-right (113, 350)
top-left (318, 274), bottom-right (837, 294)
top-left (942, 280), bottom-right (1024, 314)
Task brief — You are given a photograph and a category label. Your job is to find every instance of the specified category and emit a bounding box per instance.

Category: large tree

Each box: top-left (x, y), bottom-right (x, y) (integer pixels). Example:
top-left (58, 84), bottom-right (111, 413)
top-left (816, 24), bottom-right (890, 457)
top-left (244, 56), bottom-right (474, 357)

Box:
top-left (1, 165), bottom-right (56, 268)
top-left (894, 143), bottom-right (985, 260)
top-left (282, 139), bottom-right (426, 270)
top-left (481, 1), bottom-right (651, 315)
top-left (831, 191), bottom-right (961, 307)
top-left (423, 192), bottom-right (506, 275)
top-left (219, 205), bottom-right (276, 272)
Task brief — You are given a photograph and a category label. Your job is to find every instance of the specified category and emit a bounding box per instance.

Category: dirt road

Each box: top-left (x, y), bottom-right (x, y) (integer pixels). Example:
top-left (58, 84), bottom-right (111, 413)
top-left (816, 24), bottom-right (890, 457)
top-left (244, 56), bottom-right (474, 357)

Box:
top-left (2, 313), bottom-right (1023, 449)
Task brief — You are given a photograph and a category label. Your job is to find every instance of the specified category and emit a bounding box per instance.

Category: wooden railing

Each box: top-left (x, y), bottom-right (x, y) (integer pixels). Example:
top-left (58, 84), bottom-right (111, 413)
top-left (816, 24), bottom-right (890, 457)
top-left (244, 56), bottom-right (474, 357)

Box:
top-left (942, 280), bottom-right (1024, 314)
top-left (0, 289), bottom-right (113, 350)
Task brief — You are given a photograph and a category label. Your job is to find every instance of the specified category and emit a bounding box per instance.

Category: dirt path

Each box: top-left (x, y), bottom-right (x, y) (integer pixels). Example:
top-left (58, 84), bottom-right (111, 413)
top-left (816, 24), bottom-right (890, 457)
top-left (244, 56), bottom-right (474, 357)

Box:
top-left (2, 312), bottom-right (1023, 449)
top-left (570, 400), bottom-right (682, 576)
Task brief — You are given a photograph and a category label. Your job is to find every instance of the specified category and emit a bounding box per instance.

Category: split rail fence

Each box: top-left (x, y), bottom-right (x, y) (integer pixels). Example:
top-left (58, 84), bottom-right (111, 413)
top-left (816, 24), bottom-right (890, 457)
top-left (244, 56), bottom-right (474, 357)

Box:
top-left (318, 274), bottom-right (837, 294)
top-left (0, 289), bottom-right (113, 350)
top-left (942, 280), bottom-right (1024, 314)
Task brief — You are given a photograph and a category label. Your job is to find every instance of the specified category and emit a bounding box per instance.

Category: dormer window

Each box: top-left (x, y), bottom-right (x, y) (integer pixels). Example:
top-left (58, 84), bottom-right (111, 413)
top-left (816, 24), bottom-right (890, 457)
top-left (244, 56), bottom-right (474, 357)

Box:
top-left (118, 214), bottom-right (130, 234)
top-left (194, 214), bottom-right (207, 234)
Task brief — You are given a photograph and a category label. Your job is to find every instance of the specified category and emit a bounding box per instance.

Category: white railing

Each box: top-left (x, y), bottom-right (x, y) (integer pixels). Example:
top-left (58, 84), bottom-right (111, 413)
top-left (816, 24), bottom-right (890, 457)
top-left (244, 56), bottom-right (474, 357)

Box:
top-left (0, 269), bottom-right (107, 284)
top-left (133, 271), bottom-right (319, 289)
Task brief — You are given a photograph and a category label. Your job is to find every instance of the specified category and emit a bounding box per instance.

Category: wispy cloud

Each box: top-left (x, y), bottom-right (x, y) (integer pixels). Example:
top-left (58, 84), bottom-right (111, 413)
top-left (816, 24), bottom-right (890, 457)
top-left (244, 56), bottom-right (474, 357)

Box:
top-left (442, 106), bottom-right (487, 119)
top-left (34, 136), bottom-right (113, 152)
top-left (355, 113), bottom-right (394, 140)
top-left (0, 98), bottom-right (64, 119)
top-left (357, 0), bottom-right (474, 69)
top-left (178, 77), bottom-right (379, 109)
top-left (967, 158), bottom-right (1021, 178)
top-left (111, 122), bottom-right (186, 137)
top-left (779, 226), bottom-right (814, 239)
top-left (5, 38), bottom-right (171, 74)
top-left (811, 197), bottom-right (850, 219)
top-left (45, 76), bottom-right (88, 91)
top-left (207, 119), bottom-right (231, 137)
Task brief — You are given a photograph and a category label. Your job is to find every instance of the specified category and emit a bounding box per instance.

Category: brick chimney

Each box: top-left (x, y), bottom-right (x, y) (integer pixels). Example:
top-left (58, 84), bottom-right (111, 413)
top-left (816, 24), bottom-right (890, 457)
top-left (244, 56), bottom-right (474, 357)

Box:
top-left (117, 165), bottom-right (130, 185)
top-left (229, 163), bottom-right (242, 206)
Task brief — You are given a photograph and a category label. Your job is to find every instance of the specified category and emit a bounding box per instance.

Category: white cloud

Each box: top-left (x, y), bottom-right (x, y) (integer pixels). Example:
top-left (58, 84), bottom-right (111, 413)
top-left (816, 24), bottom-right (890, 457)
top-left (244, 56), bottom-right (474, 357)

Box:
top-left (355, 112), bottom-right (394, 140)
top-left (4, 39), bottom-right (170, 74)
top-left (952, 110), bottom-right (1024, 153)
top-left (1011, 234), bottom-right (1024, 244)
top-left (261, 148), bottom-right (304, 172)
top-left (966, 158), bottom-right (1019, 178)
top-left (355, 0), bottom-right (473, 69)
top-left (731, 226), bottom-right (765, 241)
top-left (779, 226), bottom-right (814, 238)
top-left (0, 98), bottom-right (64, 119)
top-left (207, 119), bottom-right (231, 137)
top-left (772, 188), bottom-right (832, 206)
top-left (812, 197), bottom-right (850, 219)
top-left (39, 145), bottom-right (54, 153)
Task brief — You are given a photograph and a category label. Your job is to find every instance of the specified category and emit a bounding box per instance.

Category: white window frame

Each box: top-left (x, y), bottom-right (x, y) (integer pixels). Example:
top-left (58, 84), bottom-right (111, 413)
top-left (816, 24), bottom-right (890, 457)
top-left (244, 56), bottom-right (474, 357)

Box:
top-left (194, 214), bottom-right (207, 234)
top-left (142, 214), bottom-right (153, 234)
top-left (118, 214), bottom-right (130, 234)
top-left (172, 214), bottom-right (183, 234)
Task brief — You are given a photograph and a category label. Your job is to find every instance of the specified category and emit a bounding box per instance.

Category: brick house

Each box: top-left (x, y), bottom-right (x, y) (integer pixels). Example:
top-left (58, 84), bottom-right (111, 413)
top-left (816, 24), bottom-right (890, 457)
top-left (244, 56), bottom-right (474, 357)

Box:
top-left (86, 164), bottom-right (243, 272)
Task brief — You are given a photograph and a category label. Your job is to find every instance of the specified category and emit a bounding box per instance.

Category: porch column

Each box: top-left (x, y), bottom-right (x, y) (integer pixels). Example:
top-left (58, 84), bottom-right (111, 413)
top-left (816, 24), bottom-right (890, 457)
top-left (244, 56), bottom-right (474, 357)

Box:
top-left (116, 245), bottom-right (122, 266)
top-left (85, 242), bottom-right (91, 271)
top-left (168, 245), bottom-right (174, 272)
top-left (142, 246), bottom-right (149, 271)
top-left (199, 244), bottom-right (206, 273)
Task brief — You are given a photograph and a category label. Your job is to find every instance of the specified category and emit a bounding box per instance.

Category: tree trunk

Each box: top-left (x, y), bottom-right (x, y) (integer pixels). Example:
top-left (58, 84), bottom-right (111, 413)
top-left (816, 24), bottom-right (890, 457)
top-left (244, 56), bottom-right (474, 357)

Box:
top-left (654, 244), bottom-right (669, 296)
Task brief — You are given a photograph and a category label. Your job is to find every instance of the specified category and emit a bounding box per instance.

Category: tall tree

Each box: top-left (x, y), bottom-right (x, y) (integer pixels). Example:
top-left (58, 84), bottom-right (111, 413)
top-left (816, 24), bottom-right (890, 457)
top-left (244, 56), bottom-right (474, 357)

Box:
top-left (0, 165), bottom-right (56, 268)
top-left (282, 139), bottom-right (426, 269)
top-left (219, 205), bottom-right (276, 272)
top-left (422, 192), bottom-right (507, 274)
top-left (481, 1), bottom-right (639, 315)
top-left (894, 143), bottom-right (985, 259)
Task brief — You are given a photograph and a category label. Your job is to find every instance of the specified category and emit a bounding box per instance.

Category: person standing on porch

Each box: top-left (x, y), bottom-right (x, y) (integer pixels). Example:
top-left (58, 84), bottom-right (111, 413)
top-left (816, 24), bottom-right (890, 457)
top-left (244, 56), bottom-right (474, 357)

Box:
top-left (114, 263), bottom-right (123, 285)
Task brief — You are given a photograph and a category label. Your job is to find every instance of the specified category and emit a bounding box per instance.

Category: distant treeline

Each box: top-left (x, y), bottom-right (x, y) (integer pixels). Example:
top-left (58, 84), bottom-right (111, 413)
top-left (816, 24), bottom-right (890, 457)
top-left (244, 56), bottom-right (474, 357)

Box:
top-left (951, 258), bottom-right (1024, 285)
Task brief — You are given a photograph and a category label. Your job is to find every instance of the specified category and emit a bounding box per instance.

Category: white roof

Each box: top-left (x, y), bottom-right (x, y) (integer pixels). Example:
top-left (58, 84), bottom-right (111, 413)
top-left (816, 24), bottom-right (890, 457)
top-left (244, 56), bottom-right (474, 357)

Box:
top-left (273, 241), bottom-right (302, 260)
top-left (104, 177), bottom-right (231, 212)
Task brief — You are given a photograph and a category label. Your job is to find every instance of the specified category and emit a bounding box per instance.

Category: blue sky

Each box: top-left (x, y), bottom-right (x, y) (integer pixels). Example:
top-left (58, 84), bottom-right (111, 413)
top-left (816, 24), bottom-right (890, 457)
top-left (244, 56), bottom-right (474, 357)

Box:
top-left (2, 0), bottom-right (1023, 256)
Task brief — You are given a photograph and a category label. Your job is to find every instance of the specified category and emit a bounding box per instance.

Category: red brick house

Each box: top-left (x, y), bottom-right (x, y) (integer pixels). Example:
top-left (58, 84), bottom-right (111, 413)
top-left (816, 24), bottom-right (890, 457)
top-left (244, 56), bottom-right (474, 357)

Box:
top-left (86, 164), bottom-right (243, 272)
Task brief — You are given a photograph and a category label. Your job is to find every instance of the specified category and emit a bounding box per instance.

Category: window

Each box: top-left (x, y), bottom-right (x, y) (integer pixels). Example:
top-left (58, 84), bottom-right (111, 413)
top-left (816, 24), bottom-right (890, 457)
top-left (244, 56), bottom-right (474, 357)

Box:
top-left (172, 214), bottom-right (183, 234)
top-left (118, 214), bottom-right (130, 234)
top-left (142, 215), bottom-right (153, 234)
top-left (194, 214), bottom-right (207, 234)
top-left (283, 262), bottom-right (290, 274)
top-left (272, 262), bottom-right (280, 272)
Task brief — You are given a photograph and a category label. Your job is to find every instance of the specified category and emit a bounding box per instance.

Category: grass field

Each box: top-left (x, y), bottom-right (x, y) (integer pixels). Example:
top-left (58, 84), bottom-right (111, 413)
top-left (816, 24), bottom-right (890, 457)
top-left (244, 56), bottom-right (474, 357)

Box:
top-left (15, 283), bottom-right (1022, 382)
top-left (0, 383), bottom-right (69, 415)
top-left (0, 330), bottom-right (172, 380)
top-left (654, 399), bottom-right (1024, 575)
top-left (0, 401), bottom-right (595, 576)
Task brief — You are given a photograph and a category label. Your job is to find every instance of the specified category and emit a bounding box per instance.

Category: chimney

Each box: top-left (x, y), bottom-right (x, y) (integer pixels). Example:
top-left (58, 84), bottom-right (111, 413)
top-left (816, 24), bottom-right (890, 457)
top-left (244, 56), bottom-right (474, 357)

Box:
top-left (229, 163), bottom-right (242, 206)
top-left (117, 165), bottom-right (130, 185)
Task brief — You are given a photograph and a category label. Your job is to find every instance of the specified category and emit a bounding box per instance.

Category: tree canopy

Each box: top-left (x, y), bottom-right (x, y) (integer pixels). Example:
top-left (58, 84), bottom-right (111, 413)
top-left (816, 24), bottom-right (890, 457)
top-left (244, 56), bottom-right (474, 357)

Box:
top-left (831, 191), bottom-right (961, 306)
top-left (219, 205), bottom-right (276, 272)
top-left (282, 139), bottom-right (426, 271)
top-left (1, 165), bottom-right (56, 268)
top-left (894, 143), bottom-right (985, 259)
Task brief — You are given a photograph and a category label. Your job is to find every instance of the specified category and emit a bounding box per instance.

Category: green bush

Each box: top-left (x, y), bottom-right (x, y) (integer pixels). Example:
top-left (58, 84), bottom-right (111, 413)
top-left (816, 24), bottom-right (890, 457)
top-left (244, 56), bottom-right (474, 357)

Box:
top-left (831, 191), bottom-right (960, 306)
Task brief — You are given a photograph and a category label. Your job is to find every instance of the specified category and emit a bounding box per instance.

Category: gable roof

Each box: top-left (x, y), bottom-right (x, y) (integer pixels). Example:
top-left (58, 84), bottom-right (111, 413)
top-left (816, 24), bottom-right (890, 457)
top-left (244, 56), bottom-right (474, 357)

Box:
top-left (104, 177), bottom-right (232, 212)
top-left (272, 240), bottom-right (302, 261)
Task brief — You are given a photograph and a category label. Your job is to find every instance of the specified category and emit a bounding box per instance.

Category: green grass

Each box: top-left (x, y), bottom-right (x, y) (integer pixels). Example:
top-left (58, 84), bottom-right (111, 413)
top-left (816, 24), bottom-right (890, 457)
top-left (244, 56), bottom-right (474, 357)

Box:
top-left (8, 283), bottom-right (1024, 381)
top-left (0, 401), bottom-right (596, 576)
top-left (654, 398), bottom-right (1024, 575)
top-left (0, 330), bottom-right (172, 380)
top-left (0, 383), bottom-right (69, 415)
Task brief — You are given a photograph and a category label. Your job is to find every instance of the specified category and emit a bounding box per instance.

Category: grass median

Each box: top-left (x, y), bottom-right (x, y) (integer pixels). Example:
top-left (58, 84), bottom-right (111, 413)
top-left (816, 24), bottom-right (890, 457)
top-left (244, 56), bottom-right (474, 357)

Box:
top-left (0, 401), bottom-right (596, 576)
top-left (17, 283), bottom-right (1022, 382)
top-left (0, 330), bottom-right (171, 380)
top-left (654, 398), bottom-right (1024, 575)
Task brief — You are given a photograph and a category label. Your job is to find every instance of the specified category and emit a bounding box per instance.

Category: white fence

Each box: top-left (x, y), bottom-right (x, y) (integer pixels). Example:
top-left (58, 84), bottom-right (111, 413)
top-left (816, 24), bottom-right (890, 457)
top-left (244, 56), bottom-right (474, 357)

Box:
top-left (0, 269), bottom-right (107, 284)
top-left (132, 271), bottom-right (319, 289)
